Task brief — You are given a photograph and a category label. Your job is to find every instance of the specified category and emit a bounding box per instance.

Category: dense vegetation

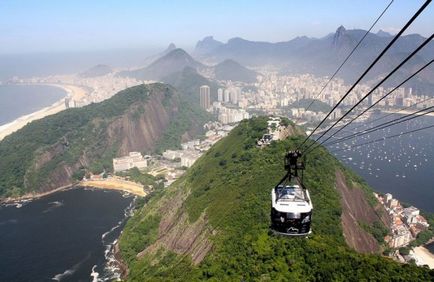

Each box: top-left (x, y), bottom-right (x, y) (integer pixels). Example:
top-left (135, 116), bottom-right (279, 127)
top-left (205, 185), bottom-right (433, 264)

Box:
top-left (120, 117), bottom-right (433, 281)
top-left (155, 66), bottom-right (216, 153)
top-left (290, 98), bottom-right (332, 113)
top-left (0, 81), bottom-right (212, 198)
top-left (155, 99), bottom-right (211, 154)
top-left (0, 84), bottom-right (155, 197)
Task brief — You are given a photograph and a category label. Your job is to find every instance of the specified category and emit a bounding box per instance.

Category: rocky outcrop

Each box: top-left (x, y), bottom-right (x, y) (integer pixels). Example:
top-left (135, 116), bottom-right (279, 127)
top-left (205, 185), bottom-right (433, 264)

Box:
top-left (107, 91), bottom-right (179, 155)
top-left (332, 25), bottom-right (347, 48)
top-left (139, 182), bottom-right (212, 265)
top-left (335, 170), bottom-right (381, 253)
top-left (194, 36), bottom-right (224, 57)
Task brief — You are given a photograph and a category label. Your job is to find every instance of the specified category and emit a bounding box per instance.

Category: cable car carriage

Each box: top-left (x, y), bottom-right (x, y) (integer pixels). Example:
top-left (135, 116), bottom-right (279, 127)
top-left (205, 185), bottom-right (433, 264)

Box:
top-left (271, 150), bottom-right (313, 236)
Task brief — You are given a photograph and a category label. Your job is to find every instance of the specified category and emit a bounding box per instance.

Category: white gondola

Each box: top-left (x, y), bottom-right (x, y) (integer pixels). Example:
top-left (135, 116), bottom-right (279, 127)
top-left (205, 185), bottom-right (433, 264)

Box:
top-left (270, 150), bottom-right (312, 236)
top-left (270, 185), bottom-right (313, 236)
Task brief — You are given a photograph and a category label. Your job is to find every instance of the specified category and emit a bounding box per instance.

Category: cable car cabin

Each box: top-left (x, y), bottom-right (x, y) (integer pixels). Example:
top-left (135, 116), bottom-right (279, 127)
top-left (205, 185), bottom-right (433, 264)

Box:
top-left (271, 184), bottom-right (312, 236)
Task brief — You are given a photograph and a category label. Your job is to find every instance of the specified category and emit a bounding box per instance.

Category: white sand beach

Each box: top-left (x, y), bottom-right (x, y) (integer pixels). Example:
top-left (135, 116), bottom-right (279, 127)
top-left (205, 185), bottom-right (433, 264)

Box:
top-left (411, 246), bottom-right (434, 269)
top-left (0, 84), bottom-right (87, 141)
top-left (80, 178), bottom-right (147, 197)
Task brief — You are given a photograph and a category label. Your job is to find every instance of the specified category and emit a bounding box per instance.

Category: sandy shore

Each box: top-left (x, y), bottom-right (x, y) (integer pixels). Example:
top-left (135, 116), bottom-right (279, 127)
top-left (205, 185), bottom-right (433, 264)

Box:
top-left (1, 177), bottom-right (146, 204)
top-left (79, 178), bottom-right (147, 197)
top-left (0, 83), bottom-right (88, 141)
top-left (411, 246), bottom-right (434, 269)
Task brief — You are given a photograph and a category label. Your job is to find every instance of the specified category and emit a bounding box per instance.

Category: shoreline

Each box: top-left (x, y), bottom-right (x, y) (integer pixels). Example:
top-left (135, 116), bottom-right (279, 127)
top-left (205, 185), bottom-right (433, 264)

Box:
top-left (79, 178), bottom-right (147, 197)
top-left (411, 246), bottom-right (434, 269)
top-left (1, 177), bottom-right (146, 205)
top-left (0, 184), bottom-right (75, 205)
top-left (0, 83), bottom-right (88, 141)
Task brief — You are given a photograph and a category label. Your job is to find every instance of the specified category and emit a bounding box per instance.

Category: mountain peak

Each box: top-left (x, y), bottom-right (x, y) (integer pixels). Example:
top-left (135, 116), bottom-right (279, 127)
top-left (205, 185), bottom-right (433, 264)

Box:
top-left (332, 25), bottom-right (348, 47)
top-left (227, 37), bottom-right (245, 43)
top-left (219, 58), bottom-right (238, 65)
top-left (214, 58), bottom-right (257, 83)
top-left (194, 36), bottom-right (224, 56)
top-left (336, 25), bottom-right (346, 35)
top-left (376, 29), bottom-right (392, 37)
top-left (166, 43), bottom-right (176, 51)
top-left (79, 64), bottom-right (112, 78)
top-left (201, 36), bottom-right (217, 43)
top-left (164, 48), bottom-right (191, 59)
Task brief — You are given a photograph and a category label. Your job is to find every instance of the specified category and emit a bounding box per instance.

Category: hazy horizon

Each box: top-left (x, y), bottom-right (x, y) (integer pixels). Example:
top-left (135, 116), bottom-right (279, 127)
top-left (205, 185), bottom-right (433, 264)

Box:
top-left (1, 0), bottom-right (432, 55)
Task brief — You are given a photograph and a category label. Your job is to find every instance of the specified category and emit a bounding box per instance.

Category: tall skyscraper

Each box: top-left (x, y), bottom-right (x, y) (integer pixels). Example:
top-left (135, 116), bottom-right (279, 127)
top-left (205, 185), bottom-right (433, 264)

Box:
top-left (230, 87), bottom-right (241, 104)
top-left (224, 89), bottom-right (230, 103)
top-left (199, 85), bottom-right (211, 110)
top-left (217, 88), bottom-right (223, 102)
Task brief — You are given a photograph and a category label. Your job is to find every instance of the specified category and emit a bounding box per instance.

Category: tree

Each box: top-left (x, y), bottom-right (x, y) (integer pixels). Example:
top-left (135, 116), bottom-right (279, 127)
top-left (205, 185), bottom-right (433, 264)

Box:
top-left (399, 247), bottom-right (410, 256)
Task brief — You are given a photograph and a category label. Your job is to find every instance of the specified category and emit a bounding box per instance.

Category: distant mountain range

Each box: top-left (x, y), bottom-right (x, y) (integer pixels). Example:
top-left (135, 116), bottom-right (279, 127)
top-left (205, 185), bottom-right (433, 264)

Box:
top-left (119, 48), bottom-right (204, 81)
top-left (119, 26), bottom-right (432, 93)
top-left (141, 43), bottom-right (178, 67)
top-left (213, 59), bottom-right (257, 83)
top-left (79, 64), bottom-right (113, 78)
top-left (119, 47), bottom-right (258, 83)
top-left (193, 26), bottom-right (434, 92)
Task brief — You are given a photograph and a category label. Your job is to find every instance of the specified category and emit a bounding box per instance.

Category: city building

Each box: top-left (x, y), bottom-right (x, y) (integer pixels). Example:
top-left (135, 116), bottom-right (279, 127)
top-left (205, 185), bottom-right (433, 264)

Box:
top-left (200, 85), bottom-right (211, 110)
top-left (217, 88), bottom-right (223, 102)
top-left (376, 192), bottom-right (430, 253)
top-left (181, 139), bottom-right (200, 150)
top-left (162, 150), bottom-right (183, 160)
top-left (113, 152), bottom-right (147, 172)
top-left (403, 206), bottom-right (420, 224)
top-left (181, 151), bottom-right (201, 167)
top-left (224, 89), bottom-right (230, 103)
top-left (389, 198), bottom-right (399, 209)
top-left (385, 193), bottom-right (393, 203)
top-left (389, 226), bottom-right (412, 248)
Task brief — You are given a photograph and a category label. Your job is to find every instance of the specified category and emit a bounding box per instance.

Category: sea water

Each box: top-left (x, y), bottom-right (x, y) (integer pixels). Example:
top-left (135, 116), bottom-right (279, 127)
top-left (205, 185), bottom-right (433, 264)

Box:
top-left (0, 188), bottom-right (134, 281)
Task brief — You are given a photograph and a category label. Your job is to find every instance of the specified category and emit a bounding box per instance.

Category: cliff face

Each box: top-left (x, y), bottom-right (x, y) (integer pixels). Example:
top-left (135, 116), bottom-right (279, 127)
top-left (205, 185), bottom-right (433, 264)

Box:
top-left (30, 86), bottom-right (178, 193)
top-left (0, 83), bottom-right (202, 197)
top-left (119, 117), bottom-right (432, 281)
top-left (106, 92), bottom-right (178, 156)
top-left (136, 180), bottom-right (213, 265)
top-left (336, 170), bottom-right (380, 253)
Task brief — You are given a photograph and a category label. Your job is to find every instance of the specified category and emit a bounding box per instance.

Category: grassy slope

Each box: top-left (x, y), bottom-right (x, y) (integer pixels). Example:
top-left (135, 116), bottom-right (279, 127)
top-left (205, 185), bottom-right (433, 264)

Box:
top-left (120, 117), bottom-right (433, 281)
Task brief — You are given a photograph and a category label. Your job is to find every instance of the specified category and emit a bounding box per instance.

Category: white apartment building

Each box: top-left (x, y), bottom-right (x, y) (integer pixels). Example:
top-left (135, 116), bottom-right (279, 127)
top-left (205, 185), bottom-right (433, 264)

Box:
top-left (162, 150), bottom-right (183, 160)
top-left (389, 226), bottom-right (413, 248)
top-left (113, 152), bottom-right (147, 172)
top-left (181, 151), bottom-right (200, 168)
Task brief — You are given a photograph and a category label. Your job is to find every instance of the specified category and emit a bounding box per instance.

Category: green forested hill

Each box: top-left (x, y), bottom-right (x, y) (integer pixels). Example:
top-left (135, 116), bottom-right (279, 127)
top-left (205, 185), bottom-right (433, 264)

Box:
top-left (290, 98), bottom-right (332, 113)
top-left (0, 83), bottom-right (211, 198)
top-left (119, 117), bottom-right (433, 281)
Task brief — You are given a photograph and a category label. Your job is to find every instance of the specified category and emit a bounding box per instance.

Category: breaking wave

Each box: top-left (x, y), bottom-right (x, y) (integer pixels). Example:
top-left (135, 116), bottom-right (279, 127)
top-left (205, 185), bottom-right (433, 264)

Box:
top-left (43, 201), bottom-right (64, 213)
top-left (97, 197), bottom-right (136, 281)
top-left (51, 253), bottom-right (90, 281)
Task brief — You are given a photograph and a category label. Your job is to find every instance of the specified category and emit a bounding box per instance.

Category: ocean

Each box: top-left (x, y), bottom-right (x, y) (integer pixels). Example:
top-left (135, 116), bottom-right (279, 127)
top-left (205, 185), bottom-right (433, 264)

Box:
top-left (327, 113), bottom-right (434, 213)
top-left (0, 85), bottom-right (67, 126)
top-left (0, 188), bottom-right (134, 282)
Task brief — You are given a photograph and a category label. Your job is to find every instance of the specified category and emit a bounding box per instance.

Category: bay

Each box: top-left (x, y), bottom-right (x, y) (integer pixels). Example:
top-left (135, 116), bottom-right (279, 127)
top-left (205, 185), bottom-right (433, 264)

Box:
top-left (327, 113), bottom-right (434, 213)
top-left (0, 188), bottom-right (134, 282)
top-left (0, 85), bottom-right (66, 126)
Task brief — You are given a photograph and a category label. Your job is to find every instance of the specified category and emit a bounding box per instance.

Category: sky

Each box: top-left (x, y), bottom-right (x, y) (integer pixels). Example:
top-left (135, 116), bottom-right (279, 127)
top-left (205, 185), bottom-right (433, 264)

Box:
top-left (0, 0), bottom-right (432, 54)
